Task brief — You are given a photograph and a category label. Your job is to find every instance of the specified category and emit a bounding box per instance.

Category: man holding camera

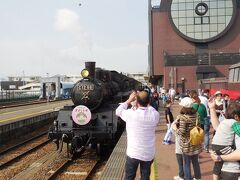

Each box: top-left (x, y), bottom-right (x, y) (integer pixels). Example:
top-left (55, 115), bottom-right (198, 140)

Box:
top-left (116, 90), bottom-right (159, 180)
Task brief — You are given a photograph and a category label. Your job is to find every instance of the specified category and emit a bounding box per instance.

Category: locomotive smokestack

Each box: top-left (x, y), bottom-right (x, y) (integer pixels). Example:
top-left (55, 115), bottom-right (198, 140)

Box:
top-left (85, 61), bottom-right (96, 78)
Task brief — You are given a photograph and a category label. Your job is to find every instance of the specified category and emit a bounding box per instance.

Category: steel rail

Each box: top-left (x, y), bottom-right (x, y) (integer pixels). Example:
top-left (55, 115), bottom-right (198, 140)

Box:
top-left (85, 160), bottom-right (98, 180)
top-left (47, 159), bottom-right (72, 180)
top-left (0, 139), bottom-right (51, 170)
top-left (0, 131), bottom-right (48, 156)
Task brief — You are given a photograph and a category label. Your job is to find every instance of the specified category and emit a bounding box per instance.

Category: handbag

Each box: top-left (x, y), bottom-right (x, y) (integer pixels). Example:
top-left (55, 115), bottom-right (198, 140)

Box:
top-left (189, 114), bottom-right (204, 145)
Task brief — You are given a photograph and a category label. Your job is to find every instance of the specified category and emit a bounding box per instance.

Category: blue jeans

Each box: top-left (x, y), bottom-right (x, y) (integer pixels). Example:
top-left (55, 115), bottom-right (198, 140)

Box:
top-left (125, 156), bottom-right (153, 180)
top-left (204, 117), bottom-right (210, 150)
top-left (176, 153), bottom-right (184, 178)
top-left (183, 154), bottom-right (201, 180)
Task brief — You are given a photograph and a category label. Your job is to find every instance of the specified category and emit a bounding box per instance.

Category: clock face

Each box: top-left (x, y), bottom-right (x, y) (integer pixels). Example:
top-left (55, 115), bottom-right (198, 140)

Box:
top-left (170, 0), bottom-right (237, 43)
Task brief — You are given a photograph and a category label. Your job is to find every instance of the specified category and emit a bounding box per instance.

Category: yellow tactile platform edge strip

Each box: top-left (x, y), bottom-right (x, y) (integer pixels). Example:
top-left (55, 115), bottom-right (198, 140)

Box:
top-left (150, 159), bottom-right (158, 180)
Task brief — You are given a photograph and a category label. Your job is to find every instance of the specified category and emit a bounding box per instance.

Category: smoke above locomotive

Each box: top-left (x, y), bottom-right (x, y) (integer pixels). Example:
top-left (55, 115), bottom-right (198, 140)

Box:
top-left (71, 62), bottom-right (141, 110)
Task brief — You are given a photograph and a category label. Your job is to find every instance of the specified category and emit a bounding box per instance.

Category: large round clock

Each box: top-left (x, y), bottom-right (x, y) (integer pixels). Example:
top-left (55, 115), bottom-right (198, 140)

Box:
top-left (169, 0), bottom-right (237, 43)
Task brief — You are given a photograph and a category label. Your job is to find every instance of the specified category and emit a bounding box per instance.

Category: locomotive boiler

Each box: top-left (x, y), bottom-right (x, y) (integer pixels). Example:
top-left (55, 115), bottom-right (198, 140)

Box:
top-left (48, 61), bottom-right (141, 155)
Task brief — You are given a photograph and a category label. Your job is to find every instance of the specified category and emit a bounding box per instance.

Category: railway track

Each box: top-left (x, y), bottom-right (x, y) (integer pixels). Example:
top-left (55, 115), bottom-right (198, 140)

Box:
top-left (10, 146), bottom-right (101, 180)
top-left (0, 131), bottom-right (48, 156)
top-left (0, 133), bottom-right (51, 170)
top-left (0, 140), bottom-right (107, 180)
top-left (47, 158), bottom-right (98, 180)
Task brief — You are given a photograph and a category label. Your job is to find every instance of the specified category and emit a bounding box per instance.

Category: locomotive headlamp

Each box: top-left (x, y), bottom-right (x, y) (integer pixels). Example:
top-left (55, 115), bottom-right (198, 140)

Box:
top-left (81, 69), bottom-right (89, 78)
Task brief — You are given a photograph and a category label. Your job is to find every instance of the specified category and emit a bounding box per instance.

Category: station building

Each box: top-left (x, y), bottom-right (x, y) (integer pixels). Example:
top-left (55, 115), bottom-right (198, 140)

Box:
top-left (148, 0), bottom-right (240, 92)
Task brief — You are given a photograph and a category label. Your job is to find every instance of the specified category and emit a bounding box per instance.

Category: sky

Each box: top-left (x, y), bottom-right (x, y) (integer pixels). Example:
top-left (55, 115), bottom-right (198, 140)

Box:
top-left (0, 0), bottom-right (160, 79)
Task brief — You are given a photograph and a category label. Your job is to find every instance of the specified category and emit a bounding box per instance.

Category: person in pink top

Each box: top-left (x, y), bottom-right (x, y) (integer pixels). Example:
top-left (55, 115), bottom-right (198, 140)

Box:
top-left (116, 90), bottom-right (159, 180)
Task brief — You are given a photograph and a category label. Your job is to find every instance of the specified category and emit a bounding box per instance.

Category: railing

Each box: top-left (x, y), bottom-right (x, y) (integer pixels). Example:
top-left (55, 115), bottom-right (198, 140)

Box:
top-left (164, 50), bottom-right (240, 66)
top-left (164, 49), bottom-right (240, 55)
top-left (0, 90), bottom-right (40, 102)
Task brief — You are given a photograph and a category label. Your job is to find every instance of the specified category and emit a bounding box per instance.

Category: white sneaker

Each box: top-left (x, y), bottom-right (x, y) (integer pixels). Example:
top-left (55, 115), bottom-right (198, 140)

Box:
top-left (173, 175), bottom-right (184, 180)
top-left (193, 178), bottom-right (201, 180)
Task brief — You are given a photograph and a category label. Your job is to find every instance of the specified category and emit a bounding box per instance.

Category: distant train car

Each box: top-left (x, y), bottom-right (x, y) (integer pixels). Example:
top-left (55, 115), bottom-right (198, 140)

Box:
top-left (49, 62), bottom-right (141, 155)
top-left (60, 82), bottom-right (74, 99)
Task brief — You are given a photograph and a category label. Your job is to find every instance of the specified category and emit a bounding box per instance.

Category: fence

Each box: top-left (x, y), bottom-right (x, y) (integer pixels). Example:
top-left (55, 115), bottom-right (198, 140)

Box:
top-left (0, 90), bottom-right (40, 103)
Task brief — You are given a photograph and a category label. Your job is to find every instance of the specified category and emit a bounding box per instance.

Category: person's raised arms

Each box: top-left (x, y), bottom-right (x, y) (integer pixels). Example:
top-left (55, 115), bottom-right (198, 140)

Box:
top-left (208, 96), bottom-right (220, 130)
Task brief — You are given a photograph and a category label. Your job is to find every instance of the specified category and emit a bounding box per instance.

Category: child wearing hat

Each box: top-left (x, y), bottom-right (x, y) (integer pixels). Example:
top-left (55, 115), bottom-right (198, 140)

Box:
top-left (209, 98), bottom-right (240, 180)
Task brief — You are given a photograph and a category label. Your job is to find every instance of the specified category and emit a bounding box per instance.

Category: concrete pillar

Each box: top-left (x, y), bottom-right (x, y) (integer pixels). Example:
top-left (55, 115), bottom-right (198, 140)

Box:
top-left (39, 83), bottom-right (46, 99)
top-left (55, 77), bottom-right (61, 100)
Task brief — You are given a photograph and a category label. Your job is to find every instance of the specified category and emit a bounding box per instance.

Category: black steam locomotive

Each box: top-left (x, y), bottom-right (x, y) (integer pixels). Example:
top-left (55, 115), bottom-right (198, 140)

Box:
top-left (48, 62), bottom-right (141, 155)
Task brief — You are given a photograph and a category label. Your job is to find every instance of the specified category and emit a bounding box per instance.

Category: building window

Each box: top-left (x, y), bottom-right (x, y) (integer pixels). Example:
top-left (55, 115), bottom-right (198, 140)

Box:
top-left (170, 0), bottom-right (236, 42)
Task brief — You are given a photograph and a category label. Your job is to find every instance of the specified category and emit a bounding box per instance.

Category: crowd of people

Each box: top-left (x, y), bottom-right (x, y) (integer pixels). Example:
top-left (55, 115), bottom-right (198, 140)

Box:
top-left (161, 87), bottom-right (240, 180)
top-left (115, 85), bottom-right (240, 180)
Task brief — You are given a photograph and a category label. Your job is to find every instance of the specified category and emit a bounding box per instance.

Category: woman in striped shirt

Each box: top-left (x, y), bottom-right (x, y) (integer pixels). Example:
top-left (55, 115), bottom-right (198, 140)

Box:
top-left (174, 97), bottom-right (202, 180)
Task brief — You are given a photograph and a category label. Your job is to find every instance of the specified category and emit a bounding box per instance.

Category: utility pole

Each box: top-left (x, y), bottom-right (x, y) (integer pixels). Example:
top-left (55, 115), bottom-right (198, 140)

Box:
top-left (22, 70), bottom-right (25, 86)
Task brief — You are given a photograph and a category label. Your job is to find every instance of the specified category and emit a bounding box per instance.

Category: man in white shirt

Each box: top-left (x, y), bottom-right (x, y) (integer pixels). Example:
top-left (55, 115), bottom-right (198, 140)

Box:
top-left (116, 90), bottom-right (159, 180)
top-left (169, 87), bottom-right (176, 102)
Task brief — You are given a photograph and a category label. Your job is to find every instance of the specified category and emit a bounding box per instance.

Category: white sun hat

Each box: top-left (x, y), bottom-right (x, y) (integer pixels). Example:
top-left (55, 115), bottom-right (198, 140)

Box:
top-left (179, 97), bottom-right (193, 108)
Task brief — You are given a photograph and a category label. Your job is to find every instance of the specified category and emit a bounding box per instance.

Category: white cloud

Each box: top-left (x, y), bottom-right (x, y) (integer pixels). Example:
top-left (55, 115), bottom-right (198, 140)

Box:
top-left (0, 8), bottom-right (148, 79)
top-left (54, 9), bottom-right (92, 50)
top-left (54, 9), bottom-right (148, 74)
top-left (93, 43), bottom-right (148, 73)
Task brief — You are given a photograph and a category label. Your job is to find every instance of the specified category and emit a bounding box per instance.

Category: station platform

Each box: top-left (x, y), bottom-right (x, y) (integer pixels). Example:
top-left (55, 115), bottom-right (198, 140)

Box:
top-left (0, 101), bottom-right (72, 144)
top-left (100, 102), bottom-right (213, 180)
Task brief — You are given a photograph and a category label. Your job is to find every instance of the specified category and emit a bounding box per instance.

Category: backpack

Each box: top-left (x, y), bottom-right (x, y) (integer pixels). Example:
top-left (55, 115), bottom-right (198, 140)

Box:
top-left (189, 114), bottom-right (204, 145)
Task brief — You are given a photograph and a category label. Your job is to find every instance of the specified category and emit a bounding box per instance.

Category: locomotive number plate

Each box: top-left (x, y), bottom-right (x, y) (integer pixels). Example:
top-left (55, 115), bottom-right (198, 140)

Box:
top-left (72, 105), bottom-right (91, 125)
top-left (77, 85), bottom-right (94, 91)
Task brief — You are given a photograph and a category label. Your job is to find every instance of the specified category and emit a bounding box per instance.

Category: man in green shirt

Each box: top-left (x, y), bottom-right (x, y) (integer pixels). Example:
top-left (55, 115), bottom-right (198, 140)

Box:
top-left (190, 90), bottom-right (207, 129)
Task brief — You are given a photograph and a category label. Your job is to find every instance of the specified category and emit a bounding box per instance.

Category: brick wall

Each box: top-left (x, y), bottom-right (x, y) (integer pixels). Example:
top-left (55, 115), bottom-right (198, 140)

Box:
top-left (151, 6), bottom-right (240, 90)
